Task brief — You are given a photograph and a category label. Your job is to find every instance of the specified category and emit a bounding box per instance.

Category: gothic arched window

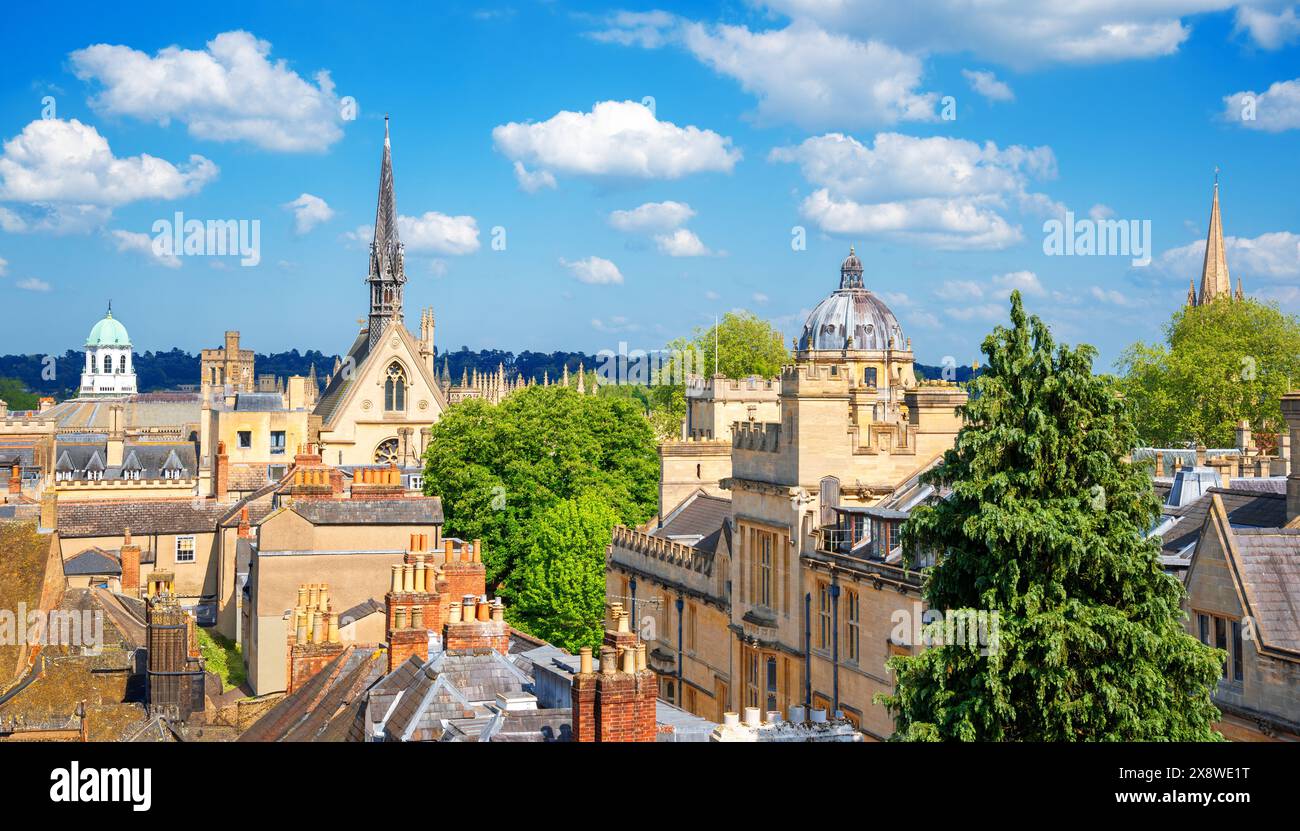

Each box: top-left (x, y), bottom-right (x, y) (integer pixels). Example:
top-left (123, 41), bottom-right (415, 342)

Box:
top-left (384, 362), bottom-right (407, 411)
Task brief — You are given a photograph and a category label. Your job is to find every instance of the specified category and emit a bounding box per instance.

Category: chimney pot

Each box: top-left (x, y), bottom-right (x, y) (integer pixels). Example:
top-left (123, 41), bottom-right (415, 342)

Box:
top-left (448, 602), bottom-right (461, 624)
top-left (744, 707), bottom-right (761, 728)
top-left (723, 712), bottom-right (740, 728)
top-left (579, 646), bottom-right (593, 674)
top-left (411, 605), bottom-right (424, 630)
top-left (620, 646), bottom-right (636, 674)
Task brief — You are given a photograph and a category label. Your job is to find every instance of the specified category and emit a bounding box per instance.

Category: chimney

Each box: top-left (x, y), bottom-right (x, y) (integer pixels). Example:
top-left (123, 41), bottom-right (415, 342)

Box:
top-left (287, 581), bottom-right (345, 693)
top-left (1282, 393), bottom-right (1300, 524)
top-left (39, 490), bottom-right (56, 530)
top-left (1236, 419), bottom-right (1253, 453)
top-left (214, 440), bottom-right (229, 502)
top-left (237, 506), bottom-right (252, 539)
top-left (7, 464), bottom-right (19, 495)
top-left (571, 603), bottom-right (658, 742)
top-left (442, 539), bottom-right (486, 601)
top-left (443, 597), bottom-right (510, 655)
top-left (120, 527), bottom-right (141, 595)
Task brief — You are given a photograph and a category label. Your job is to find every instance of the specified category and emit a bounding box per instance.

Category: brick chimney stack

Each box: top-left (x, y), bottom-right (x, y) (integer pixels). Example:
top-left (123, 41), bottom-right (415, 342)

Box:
top-left (120, 527), bottom-right (141, 596)
top-left (441, 538), bottom-right (486, 602)
top-left (385, 533), bottom-right (443, 672)
top-left (1282, 393), bottom-right (1300, 524)
top-left (237, 506), bottom-right (252, 539)
top-left (571, 603), bottom-right (658, 742)
top-left (442, 596), bottom-right (510, 655)
top-left (286, 581), bottom-right (343, 693)
top-left (351, 464), bottom-right (406, 499)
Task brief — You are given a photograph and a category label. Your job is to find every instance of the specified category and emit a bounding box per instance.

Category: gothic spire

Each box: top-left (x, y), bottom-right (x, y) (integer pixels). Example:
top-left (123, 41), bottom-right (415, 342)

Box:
top-left (367, 116), bottom-right (406, 350)
top-left (1197, 173), bottom-right (1231, 305)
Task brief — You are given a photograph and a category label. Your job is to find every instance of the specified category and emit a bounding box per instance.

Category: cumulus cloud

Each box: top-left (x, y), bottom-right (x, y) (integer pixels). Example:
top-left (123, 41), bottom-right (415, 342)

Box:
top-left (962, 69), bottom-right (1015, 102)
top-left (70, 30), bottom-right (346, 152)
top-left (348, 211), bottom-right (480, 255)
top-left (1234, 5), bottom-right (1300, 49)
top-left (283, 193), bottom-right (334, 234)
top-left (561, 255), bottom-right (624, 285)
top-left (1090, 286), bottom-right (1135, 306)
top-left (0, 256), bottom-right (6, 276)
top-left (1154, 231), bottom-right (1300, 280)
top-left (16, 277), bottom-right (51, 292)
top-left (591, 315), bottom-right (642, 333)
top-left (512, 161), bottom-right (557, 193)
top-left (492, 100), bottom-right (740, 185)
top-left (655, 228), bottom-right (711, 256)
top-left (933, 271), bottom-right (1048, 321)
top-left (109, 229), bottom-right (182, 268)
top-left (771, 132), bottom-right (1056, 249)
top-left (755, 1), bottom-right (1238, 68)
top-left (587, 10), bottom-right (681, 48)
top-left (1223, 78), bottom-right (1300, 132)
top-left (609, 201), bottom-right (696, 232)
top-left (0, 118), bottom-right (216, 207)
top-left (679, 20), bottom-right (938, 129)
top-left (991, 270), bottom-right (1046, 297)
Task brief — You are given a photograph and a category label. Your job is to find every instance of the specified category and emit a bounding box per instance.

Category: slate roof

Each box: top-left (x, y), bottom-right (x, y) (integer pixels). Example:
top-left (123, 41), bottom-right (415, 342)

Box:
top-left (1231, 529), bottom-right (1300, 654)
top-left (57, 498), bottom-right (237, 537)
top-left (481, 708), bottom-right (573, 742)
top-left (339, 598), bottom-right (383, 626)
top-left (232, 392), bottom-right (289, 412)
top-left (64, 547), bottom-right (122, 576)
top-left (53, 440), bottom-right (197, 480)
top-left (314, 332), bottom-right (369, 426)
top-left (1159, 487), bottom-right (1288, 558)
top-left (290, 497), bottom-right (443, 526)
top-left (655, 492), bottom-right (731, 541)
top-left (239, 646), bottom-right (386, 742)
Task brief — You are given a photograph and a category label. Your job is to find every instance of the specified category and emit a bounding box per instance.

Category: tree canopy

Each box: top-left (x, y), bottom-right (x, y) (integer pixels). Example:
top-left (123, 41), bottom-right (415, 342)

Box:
top-left (421, 384), bottom-right (658, 642)
top-left (882, 292), bottom-right (1223, 741)
top-left (1117, 298), bottom-right (1300, 447)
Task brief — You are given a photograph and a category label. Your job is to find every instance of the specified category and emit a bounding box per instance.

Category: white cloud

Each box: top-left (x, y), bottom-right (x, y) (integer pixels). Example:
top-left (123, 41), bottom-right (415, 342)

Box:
top-left (16, 277), bottom-right (50, 292)
top-left (430, 259), bottom-right (449, 277)
top-left (756, 1), bottom-right (1236, 68)
top-left (0, 256), bottom-right (6, 276)
top-left (561, 255), bottom-right (624, 285)
top-left (348, 211), bottom-right (480, 255)
top-left (1089, 203), bottom-right (1116, 221)
top-left (991, 270), bottom-right (1046, 297)
top-left (70, 30), bottom-right (346, 152)
top-left (109, 229), bottom-right (182, 268)
top-left (492, 100), bottom-right (740, 184)
top-left (587, 10), bottom-right (681, 48)
top-left (1090, 286), bottom-right (1135, 306)
top-left (1154, 231), bottom-right (1300, 280)
top-left (771, 132), bottom-right (1056, 249)
top-left (591, 315), bottom-right (642, 333)
top-left (680, 20), bottom-right (937, 129)
top-left (609, 201), bottom-right (696, 232)
top-left (1234, 5), bottom-right (1300, 49)
top-left (512, 161), bottom-right (557, 193)
top-left (0, 119), bottom-right (216, 213)
top-left (704, 289), bottom-right (721, 301)
top-left (283, 193), bottom-right (334, 234)
top-left (934, 271), bottom-right (1047, 319)
top-left (935, 280), bottom-right (986, 301)
top-left (962, 69), bottom-right (1015, 102)
top-left (655, 228), bottom-right (711, 257)
top-left (752, 292), bottom-right (770, 304)
top-left (1224, 78), bottom-right (1300, 132)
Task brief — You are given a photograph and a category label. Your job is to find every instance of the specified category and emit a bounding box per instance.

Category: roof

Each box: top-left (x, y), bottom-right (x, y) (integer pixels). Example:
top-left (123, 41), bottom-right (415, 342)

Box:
top-left (56, 498), bottom-right (238, 537)
top-left (655, 491), bottom-right (730, 541)
top-left (54, 439), bottom-right (196, 481)
top-left (232, 392), bottom-right (288, 412)
top-left (314, 332), bottom-right (369, 426)
top-left (290, 497), bottom-right (443, 526)
top-left (1230, 529), bottom-right (1300, 654)
top-left (64, 547), bottom-right (122, 576)
top-left (87, 309), bottom-right (130, 347)
top-left (1159, 487), bottom-right (1287, 558)
top-left (239, 645), bottom-right (387, 742)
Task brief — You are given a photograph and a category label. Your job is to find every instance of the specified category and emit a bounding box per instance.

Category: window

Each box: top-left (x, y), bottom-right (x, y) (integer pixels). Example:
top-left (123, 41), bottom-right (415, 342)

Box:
top-left (1232, 620), bottom-right (1244, 682)
top-left (744, 649), bottom-right (760, 709)
top-left (408, 474), bottom-right (423, 491)
top-left (759, 533), bottom-right (772, 607)
top-left (846, 589), bottom-right (860, 663)
top-left (237, 430), bottom-right (252, 449)
top-left (175, 536), bottom-right (196, 564)
top-left (384, 362), bottom-right (407, 411)
top-left (1198, 613), bottom-right (1210, 645)
top-left (765, 656), bottom-right (778, 713)
top-left (270, 431), bottom-right (286, 455)
top-left (86, 470), bottom-right (103, 481)
top-left (863, 366), bottom-right (877, 387)
top-left (374, 438), bottom-right (400, 465)
top-left (818, 583), bottom-right (831, 650)
top-left (1215, 616), bottom-right (1228, 678)
top-left (124, 469), bottom-right (141, 480)
top-left (686, 603), bottom-right (697, 652)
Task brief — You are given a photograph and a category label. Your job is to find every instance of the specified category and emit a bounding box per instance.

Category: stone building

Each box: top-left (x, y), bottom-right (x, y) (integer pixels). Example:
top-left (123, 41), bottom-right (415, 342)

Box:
top-left (79, 304), bottom-right (137, 397)
top-left (200, 331), bottom-right (256, 391)
top-left (609, 249), bottom-right (968, 736)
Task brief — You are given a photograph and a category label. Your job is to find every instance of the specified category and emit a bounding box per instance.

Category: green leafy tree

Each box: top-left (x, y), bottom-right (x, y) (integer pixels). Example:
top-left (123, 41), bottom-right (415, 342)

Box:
top-left (882, 292), bottom-right (1223, 741)
top-left (422, 384), bottom-right (657, 608)
top-left (508, 494), bottom-right (620, 652)
top-left (0, 378), bottom-right (39, 411)
top-left (1118, 298), bottom-right (1300, 447)
top-left (695, 311), bottom-right (790, 380)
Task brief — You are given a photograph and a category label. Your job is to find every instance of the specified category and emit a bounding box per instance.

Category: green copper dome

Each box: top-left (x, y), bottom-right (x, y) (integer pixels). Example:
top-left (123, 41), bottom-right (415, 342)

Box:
top-left (86, 308), bottom-right (130, 347)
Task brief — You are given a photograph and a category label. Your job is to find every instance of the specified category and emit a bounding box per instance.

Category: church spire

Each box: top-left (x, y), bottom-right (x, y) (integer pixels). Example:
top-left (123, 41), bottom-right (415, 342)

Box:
top-left (1197, 171), bottom-right (1231, 305)
top-left (367, 116), bottom-right (406, 350)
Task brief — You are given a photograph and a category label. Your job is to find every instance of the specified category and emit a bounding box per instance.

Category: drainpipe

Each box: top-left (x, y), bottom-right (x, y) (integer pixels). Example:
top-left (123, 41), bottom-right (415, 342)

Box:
top-left (676, 595), bottom-right (685, 706)
top-left (629, 576), bottom-right (638, 639)
top-left (830, 579), bottom-right (841, 714)
top-left (803, 591), bottom-right (812, 710)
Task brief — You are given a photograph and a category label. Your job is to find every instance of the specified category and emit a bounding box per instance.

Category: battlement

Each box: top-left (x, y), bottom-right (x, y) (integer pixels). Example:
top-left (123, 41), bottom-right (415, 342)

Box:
top-left (686, 373), bottom-right (781, 401)
top-left (610, 525), bottom-right (713, 576)
top-left (732, 420), bottom-right (781, 453)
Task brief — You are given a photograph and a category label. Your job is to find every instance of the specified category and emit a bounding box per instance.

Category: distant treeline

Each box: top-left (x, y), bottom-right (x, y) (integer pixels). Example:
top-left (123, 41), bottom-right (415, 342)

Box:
top-left (0, 346), bottom-right (603, 402)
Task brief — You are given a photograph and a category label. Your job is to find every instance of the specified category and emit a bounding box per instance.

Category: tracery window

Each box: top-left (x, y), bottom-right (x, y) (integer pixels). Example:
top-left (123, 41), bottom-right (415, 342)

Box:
top-left (384, 362), bottom-right (407, 411)
top-left (374, 438), bottom-right (400, 465)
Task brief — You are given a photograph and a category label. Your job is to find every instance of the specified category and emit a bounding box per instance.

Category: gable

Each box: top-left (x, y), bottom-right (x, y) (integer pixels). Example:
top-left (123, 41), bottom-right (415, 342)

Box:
top-left (316, 321), bottom-right (448, 430)
top-left (1184, 495), bottom-right (1244, 620)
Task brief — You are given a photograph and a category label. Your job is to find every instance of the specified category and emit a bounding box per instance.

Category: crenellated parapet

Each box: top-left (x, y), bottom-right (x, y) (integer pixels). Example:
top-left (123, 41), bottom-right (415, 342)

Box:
top-left (732, 421), bottom-right (781, 453)
top-left (610, 525), bottom-right (713, 577)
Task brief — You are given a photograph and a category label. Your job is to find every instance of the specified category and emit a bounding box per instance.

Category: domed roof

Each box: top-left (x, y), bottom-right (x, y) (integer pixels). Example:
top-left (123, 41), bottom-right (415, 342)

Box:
top-left (798, 248), bottom-right (904, 351)
top-left (86, 306), bottom-right (130, 347)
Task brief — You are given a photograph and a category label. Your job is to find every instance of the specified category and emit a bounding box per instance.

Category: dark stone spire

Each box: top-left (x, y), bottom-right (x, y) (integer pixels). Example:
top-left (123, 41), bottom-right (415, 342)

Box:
top-left (367, 116), bottom-right (405, 350)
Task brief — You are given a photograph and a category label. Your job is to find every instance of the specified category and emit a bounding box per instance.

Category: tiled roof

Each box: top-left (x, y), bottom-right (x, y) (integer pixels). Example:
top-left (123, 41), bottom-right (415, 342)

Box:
top-left (1160, 487), bottom-right (1287, 557)
top-left (290, 497), bottom-right (443, 526)
top-left (656, 491), bottom-right (731, 540)
top-left (1232, 529), bottom-right (1300, 654)
top-left (57, 498), bottom-right (237, 537)
top-left (64, 547), bottom-right (121, 576)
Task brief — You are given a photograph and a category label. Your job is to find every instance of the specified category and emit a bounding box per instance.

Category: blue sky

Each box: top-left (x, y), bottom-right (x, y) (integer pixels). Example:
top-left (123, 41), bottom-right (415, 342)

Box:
top-left (1, 1), bottom-right (1298, 370)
